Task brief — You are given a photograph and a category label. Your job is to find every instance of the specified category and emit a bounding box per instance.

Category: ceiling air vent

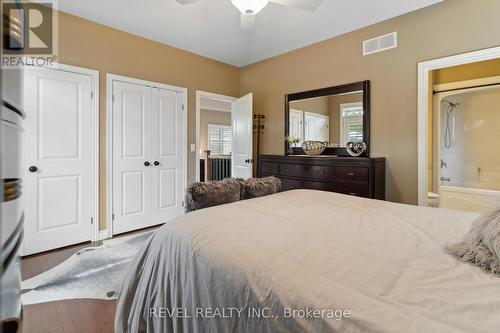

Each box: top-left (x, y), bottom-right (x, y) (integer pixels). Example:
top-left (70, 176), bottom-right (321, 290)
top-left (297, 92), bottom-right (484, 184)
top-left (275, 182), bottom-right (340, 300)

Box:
top-left (363, 32), bottom-right (397, 56)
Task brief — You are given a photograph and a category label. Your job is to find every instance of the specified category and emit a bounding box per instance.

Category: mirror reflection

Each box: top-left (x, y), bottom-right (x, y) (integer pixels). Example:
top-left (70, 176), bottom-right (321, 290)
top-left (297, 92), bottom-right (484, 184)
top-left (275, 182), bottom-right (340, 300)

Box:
top-left (288, 90), bottom-right (363, 147)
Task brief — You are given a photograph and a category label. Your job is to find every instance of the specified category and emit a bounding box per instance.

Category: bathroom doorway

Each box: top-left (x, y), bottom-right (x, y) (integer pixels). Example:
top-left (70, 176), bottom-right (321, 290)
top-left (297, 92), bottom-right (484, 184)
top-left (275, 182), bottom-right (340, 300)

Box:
top-left (418, 47), bottom-right (500, 209)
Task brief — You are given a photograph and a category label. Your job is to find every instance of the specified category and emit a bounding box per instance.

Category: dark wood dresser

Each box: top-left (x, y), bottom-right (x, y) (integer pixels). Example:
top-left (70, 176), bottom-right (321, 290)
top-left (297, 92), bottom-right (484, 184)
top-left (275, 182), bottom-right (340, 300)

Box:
top-left (258, 155), bottom-right (385, 200)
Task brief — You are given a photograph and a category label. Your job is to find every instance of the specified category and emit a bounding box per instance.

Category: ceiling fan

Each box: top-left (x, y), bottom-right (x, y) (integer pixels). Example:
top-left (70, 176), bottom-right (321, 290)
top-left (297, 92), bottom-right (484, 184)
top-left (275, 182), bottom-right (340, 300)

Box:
top-left (175, 0), bottom-right (322, 30)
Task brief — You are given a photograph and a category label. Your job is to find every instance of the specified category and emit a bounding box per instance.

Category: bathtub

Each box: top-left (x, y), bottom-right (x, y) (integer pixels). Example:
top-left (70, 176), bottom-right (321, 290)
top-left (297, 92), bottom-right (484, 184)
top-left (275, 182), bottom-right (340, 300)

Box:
top-left (439, 185), bottom-right (500, 213)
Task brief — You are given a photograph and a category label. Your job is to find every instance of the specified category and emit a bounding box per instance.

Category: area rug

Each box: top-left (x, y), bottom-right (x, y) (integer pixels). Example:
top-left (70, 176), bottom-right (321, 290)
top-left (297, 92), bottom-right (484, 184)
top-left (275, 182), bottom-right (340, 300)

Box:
top-left (21, 231), bottom-right (154, 305)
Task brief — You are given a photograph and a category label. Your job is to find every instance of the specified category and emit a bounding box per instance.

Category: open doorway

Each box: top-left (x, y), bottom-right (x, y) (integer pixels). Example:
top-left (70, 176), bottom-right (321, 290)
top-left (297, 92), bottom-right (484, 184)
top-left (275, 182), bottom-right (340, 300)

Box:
top-left (417, 46), bottom-right (500, 209)
top-left (196, 91), bottom-right (237, 182)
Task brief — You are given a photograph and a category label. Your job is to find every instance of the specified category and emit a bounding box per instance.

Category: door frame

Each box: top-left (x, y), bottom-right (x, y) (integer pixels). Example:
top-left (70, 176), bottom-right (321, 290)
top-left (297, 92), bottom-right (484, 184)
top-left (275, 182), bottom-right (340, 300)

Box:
top-left (22, 63), bottom-right (100, 249)
top-left (106, 74), bottom-right (188, 238)
top-left (195, 90), bottom-right (237, 182)
top-left (417, 45), bottom-right (500, 206)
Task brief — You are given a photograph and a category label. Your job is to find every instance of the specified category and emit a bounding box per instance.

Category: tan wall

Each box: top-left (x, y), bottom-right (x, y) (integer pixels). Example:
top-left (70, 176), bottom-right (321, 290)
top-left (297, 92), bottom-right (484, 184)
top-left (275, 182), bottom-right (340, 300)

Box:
top-left (434, 58), bottom-right (500, 84)
top-left (57, 11), bottom-right (240, 229)
top-left (239, 0), bottom-right (500, 204)
top-left (200, 109), bottom-right (232, 157)
top-left (290, 97), bottom-right (329, 116)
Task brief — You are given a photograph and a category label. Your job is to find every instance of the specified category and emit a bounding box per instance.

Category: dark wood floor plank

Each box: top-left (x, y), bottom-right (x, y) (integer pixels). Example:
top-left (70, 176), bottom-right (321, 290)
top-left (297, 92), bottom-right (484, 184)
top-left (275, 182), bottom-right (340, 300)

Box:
top-left (84, 299), bottom-right (114, 333)
top-left (23, 305), bottom-right (44, 333)
top-left (104, 300), bottom-right (117, 318)
top-left (54, 301), bottom-right (78, 333)
top-left (21, 259), bottom-right (33, 280)
top-left (39, 302), bottom-right (64, 333)
top-left (65, 299), bottom-right (101, 333)
top-left (22, 304), bottom-right (35, 332)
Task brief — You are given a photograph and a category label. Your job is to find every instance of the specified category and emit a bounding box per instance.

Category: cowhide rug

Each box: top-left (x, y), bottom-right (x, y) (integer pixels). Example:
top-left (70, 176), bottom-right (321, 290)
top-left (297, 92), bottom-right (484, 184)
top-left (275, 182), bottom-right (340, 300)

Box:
top-left (22, 231), bottom-right (154, 305)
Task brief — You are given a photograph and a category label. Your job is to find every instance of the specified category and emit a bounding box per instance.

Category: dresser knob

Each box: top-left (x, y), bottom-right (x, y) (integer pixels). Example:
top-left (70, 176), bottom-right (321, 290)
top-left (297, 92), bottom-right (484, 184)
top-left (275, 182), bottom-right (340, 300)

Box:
top-left (347, 172), bottom-right (355, 176)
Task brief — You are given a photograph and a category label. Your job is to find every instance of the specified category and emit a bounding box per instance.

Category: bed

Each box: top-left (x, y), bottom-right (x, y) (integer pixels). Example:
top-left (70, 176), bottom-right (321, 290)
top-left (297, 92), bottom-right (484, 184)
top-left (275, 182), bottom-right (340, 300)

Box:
top-left (115, 190), bottom-right (500, 333)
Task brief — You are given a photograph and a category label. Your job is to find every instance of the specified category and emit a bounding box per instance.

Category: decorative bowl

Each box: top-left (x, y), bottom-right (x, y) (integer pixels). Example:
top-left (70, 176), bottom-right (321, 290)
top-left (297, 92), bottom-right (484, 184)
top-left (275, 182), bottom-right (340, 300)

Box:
top-left (301, 141), bottom-right (326, 156)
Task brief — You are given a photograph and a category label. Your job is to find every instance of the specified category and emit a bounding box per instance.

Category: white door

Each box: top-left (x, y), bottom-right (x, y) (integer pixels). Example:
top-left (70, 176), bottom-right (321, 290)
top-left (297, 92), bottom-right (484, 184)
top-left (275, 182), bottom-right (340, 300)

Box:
top-left (231, 93), bottom-right (253, 179)
top-left (112, 81), bottom-right (153, 234)
top-left (289, 109), bottom-right (303, 144)
top-left (23, 67), bottom-right (95, 255)
top-left (150, 87), bottom-right (185, 224)
top-left (112, 81), bottom-right (185, 235)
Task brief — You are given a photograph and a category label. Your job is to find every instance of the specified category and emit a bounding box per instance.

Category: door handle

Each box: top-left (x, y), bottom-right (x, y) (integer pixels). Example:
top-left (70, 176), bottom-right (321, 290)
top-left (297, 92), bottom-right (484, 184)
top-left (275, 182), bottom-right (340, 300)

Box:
top-left (29, 166), bottom-right (38, 172)
top-left (144, 161), bottom-right (151, 167)
top-left (154, 161), bottom-right (160, 166)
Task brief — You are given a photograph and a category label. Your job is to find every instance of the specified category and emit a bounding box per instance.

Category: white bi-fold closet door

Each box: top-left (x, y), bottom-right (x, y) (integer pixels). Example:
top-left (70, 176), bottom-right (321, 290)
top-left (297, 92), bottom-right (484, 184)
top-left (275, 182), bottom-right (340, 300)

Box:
top-left (23, 65), bottom-right (98, 255)
top-left (111, 79), bottom-right (185, 235)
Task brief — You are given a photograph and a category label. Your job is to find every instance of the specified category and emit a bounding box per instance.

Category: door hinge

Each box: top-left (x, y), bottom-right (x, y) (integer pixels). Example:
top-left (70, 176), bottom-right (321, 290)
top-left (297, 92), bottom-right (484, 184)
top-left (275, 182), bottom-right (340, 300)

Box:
top-left (91, 217), bottom-right (94, 225)
top-left (182, 104), bottom-right (185, 111)
top-left (112, 213), bottom-right (115, 220)
top-left (112, 95), bottom-right (115, 102)
top-left (91, 91), bottom-right (94, 99)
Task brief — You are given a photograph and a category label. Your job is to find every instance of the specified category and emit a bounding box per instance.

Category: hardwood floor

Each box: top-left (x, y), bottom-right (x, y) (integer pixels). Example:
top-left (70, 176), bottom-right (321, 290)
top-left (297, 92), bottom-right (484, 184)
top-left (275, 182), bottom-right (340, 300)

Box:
top-left (21, 241), bottom-right (117, 333)
top-left (21, 226), bottom-right (159, 333)
top-left (22, 298), bottom-right (116, 333)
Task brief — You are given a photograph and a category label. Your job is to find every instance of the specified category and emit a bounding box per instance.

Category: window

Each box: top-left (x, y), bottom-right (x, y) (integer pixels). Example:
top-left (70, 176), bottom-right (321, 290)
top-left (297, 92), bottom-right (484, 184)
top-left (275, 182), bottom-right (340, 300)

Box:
top-left (340, 102), bottom-right (363, 146)
top-left (208, 124), bottom-right (232, 156)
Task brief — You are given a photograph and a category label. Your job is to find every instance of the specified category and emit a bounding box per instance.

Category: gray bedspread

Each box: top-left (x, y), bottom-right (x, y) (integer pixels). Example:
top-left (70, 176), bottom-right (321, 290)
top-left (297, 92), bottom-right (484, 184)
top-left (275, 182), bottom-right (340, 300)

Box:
top-left (115, 190), bottom-right (500, 333)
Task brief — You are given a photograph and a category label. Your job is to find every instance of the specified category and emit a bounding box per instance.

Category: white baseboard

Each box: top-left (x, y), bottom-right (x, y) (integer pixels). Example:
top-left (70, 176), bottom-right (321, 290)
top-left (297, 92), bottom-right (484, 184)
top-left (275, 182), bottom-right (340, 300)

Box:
top-left (98, 229), bottom-right (110, 241)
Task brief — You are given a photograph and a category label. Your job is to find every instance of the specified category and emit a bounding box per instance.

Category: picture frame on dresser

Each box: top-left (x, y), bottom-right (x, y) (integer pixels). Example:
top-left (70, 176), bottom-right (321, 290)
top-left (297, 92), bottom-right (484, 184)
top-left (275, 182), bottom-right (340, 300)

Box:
top-left (285, 80), bottom-right (370, 157)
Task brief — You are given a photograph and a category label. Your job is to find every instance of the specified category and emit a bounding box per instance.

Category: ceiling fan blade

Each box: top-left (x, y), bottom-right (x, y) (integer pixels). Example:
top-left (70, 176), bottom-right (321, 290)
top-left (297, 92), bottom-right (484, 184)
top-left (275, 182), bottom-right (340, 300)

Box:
top-left (240, 14), bottom-right (255, 31)
top-left (269, 0), bottom-right (322, 11)
top-left (175, 0), bottom-right (203, 4)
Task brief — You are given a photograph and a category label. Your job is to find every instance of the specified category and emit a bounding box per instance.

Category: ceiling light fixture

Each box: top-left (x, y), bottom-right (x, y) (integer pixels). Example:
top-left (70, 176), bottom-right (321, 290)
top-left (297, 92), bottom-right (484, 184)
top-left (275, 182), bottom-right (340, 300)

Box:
top-left (176, 0), bottom-right (323, 30)
top-left (231, 0), bottom-right (269, 15)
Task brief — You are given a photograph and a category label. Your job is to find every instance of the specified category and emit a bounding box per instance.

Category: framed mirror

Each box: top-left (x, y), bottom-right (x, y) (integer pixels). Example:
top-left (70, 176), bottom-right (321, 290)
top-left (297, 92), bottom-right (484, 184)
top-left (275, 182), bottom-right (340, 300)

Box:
top-left (285, 80), bottom-right (370, 157)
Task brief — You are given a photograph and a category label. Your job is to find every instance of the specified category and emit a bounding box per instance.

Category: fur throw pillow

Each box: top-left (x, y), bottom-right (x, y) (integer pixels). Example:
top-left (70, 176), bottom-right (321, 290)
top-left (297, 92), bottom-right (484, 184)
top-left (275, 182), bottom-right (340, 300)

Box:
top-left (446, 205), bottom-right (500, 275)
top-left (184, 178), bottom-right (242, 213)
top-left (241, 176), bottom-right (281, 200)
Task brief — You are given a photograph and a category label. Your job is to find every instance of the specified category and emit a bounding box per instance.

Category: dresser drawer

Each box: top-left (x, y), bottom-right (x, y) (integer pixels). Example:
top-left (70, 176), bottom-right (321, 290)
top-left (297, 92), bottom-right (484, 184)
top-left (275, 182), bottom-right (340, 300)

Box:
top-left (339, 184), bottom-right (370, 198)
top-left (261, 161), bottom-right (278, 176)
top-left (335, 166), bottom-right (369, 181)
top-left (302, 165), bottom-right (334, 180)
top-left (279, 178), bottom-right (302, 191)
top-left (302, 181), bottom-right (338, 192)
top-left (278, 163), bottom-right (297, 177)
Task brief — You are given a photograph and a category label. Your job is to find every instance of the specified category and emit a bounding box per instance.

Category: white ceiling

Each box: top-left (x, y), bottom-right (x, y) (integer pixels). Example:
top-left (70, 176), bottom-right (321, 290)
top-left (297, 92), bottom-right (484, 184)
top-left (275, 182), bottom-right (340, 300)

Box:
top-left (58, 0), bottom-right (441, 67)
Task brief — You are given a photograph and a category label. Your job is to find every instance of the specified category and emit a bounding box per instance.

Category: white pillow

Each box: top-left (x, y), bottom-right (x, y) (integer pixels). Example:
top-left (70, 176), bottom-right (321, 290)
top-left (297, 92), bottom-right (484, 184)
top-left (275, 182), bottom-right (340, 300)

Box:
top-left (446, 205), bottom-right (500, 275)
